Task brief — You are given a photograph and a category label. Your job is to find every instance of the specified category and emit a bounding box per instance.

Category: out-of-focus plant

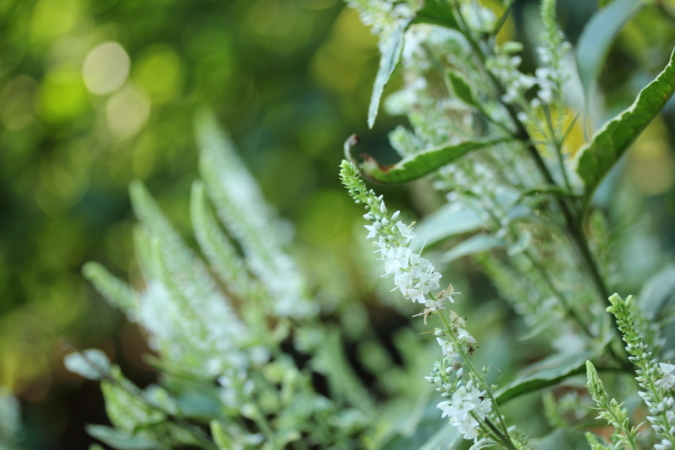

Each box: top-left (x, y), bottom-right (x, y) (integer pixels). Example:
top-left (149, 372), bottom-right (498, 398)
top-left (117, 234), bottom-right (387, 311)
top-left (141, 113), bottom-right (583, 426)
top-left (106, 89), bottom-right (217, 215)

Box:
top-left (59, 0), bottom-right (675, 449)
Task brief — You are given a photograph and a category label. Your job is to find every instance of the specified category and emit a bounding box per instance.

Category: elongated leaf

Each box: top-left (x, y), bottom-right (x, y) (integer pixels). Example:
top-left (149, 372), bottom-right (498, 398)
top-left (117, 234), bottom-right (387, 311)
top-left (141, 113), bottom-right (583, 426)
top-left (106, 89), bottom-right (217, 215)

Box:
top-left (638, 264), bottom-right (675, 318)
top-left (448, 72), bottom-right (477, 107)
top-left (368, 20), bottom-right (411, 129)
top-left (495, 349), bottom-right (598, 404)
top-left (576, 0), bottom-right (644, 95)
top-left (575, 47), bottom-right (675, 199)
top-left (82, 262), bottom-right (138, 315)
top-left (190, 181), bottom-right (254, 297)
top-left (411, 203), bottom-right (484, 251)
top-left (443, 235), bottom-right (506, 262)
top-left (413, 0), bottom-right (459, 29)
top-left (358, 138), bottom-right (508, 184)
top-left (86, 425), bottom-right (160, 450)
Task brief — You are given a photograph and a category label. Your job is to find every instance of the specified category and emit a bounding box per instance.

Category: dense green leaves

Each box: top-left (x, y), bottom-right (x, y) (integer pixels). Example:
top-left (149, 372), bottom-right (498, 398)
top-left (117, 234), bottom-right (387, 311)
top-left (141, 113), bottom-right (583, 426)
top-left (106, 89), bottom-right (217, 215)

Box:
top-left (356, 138), bottom-right (508, 184)
top-left (368, 20), bottom-right (411, 129)
top-left (575, 48), bottom-right (675, 200)
top-left (576, 0), bottom-right (644, 95)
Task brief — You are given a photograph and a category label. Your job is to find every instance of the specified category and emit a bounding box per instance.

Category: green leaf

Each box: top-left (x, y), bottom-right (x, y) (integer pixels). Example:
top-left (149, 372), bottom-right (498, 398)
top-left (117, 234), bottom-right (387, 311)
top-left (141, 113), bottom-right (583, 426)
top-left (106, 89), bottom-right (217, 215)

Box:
top-left (495, 349), bottom-right (598, 405)
top-left (448, 72), bottom-right (477, 107)
top-left (358, 138), bottom-right (508, 184)
top-left (413, 0), bottom-right (459, 29)
top-left (190, 181), bottom-right (254, 297)
top-left (86, 425), bottom-right (160, 450)
top-left (442, 235), bottom-right (506, 262)
top-left (82, 262), bottom-right (138, 315)
top-left (638, 264), bottom-right (675, 318)
top-left (101, 368), bottom-right (165, 434)
top-left (575, 47), bottom-right (675, 200)
top-left (368, 20), bottom-right (411, 128)
top-left (537, 429), bottom-right (590, 450)
top-left (576, 0), bottom-right (644, 95)
top-left (411, 203), bottom-right (484, 251)
top-left (64, 349), bottom-right (111, 380)
top-left (468, 439), bottom-right (497, 450)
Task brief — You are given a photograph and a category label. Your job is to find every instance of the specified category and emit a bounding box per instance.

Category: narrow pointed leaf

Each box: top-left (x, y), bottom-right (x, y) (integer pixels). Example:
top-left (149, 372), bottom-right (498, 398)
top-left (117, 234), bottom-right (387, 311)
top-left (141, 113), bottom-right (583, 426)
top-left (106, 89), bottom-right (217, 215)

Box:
top-left (368, 20), bottom-right (411, 129)
top-left (575, 47), bottom-right (675, 200)
top-left (495, 349), bottom-right (598, 404)
top-left (576, 0), bottom-right (644, 96)
top-left (358, 138), bottom-right (508, 184)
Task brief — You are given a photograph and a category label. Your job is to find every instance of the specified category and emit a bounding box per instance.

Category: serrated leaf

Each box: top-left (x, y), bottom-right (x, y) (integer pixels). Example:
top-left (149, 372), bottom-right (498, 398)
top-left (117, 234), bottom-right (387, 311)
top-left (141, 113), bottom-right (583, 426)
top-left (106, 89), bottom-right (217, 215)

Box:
top-left (86, 425), bottom-right (160, 450)
top-left (443, 235), bottom-right (506, 262)
top-left (368, 19), bottom-right (411, 128)
top-left (64, 349), bottom-right (111, 380)
top-left (358, 138), bottom-right (508, 184)
top-left (413, 0), bottom-right (459, 29)
top-left (495, 349), bottom-right (599, 405)
top-left (411, 204), bottom-right (484, 251)
top-left (448, 72), bottom-right (477, 107)
top-left (576, 0), bottom-right (644, 96)
top-left (575, 47), bottom-right (675, 200)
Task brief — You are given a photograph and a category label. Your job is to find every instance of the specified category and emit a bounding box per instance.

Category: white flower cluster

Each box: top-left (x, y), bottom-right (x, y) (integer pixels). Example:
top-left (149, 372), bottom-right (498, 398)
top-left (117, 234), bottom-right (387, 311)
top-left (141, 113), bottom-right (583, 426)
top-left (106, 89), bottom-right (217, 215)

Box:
top-left (641, 361), bottom-right (675, 450)
top-left (486, 43), bottom-right (536, 106)
top-left (533, 0), bottom-right (571, 107)
top-left (362, 196), bottom-right (449, 313)
top-left (346, 0), bottom-right (416, 39)
top-left (438, 379), bottom-right (492, 440)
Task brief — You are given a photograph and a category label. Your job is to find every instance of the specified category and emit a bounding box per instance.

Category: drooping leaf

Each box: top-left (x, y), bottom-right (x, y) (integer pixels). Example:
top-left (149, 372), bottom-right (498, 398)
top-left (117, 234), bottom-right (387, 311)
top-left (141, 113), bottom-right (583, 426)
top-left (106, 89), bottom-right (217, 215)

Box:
top-left (411, 203), bottom-right (484, 251)
top-left (468, 439), bottom-right (497, 450)
top-left (443, 235), bottom-right (506, 262)
top-left (448, 72), bottom-right (477, 107)
top-left (64, 349), bottom-right (111, 380)
top-left (368, 20), bottom-right (411, 129)
top-left (86, 425), bottom-right (160, 450)
top-left (357, 138), bottom-right (508, 184)
top-left (537, 429), bottom-right (590, 450)
top-left (575, 48), bottom-right (675, 200)
top-left (638, 264), bottom-right (675, 318)
top-left (495, 349), bottom-right (599, 405)
top-left (413, 0), bottom-right (459, 29)
top-left (576, 0), bottom-right (644, 96)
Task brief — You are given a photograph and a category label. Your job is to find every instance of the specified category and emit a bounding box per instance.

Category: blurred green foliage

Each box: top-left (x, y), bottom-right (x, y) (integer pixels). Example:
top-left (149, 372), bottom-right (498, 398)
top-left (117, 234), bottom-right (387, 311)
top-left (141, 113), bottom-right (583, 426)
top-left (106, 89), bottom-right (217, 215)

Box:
top-left (3, 0), bottom-right (675, 448)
